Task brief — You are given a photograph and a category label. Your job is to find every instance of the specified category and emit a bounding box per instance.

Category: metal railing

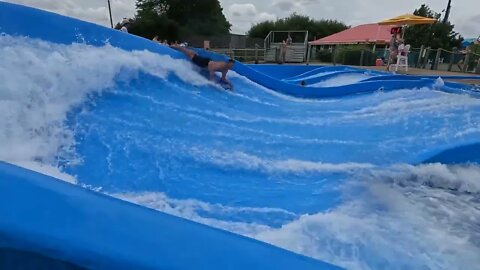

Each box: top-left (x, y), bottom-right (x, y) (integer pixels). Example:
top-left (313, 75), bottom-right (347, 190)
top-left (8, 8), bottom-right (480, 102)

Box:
top-left (381, 46), bottom-right (480, 73)
top-left (312, 47), bottom-right (380, 66)
top-left (312, 46), bottom-right (480, 74)
top-left (210, 48), bottom-right (265, 63)
top-left (420, 47), bottom-right (480, 73)
top-left (263, 31), bottom-right (309, 63)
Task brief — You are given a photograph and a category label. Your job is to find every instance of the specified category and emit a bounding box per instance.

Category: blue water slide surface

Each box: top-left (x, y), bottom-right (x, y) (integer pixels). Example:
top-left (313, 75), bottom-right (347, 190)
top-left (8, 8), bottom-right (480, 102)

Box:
top-left (0, 2), bottom-right (342, 269)
top-left (0, 161), bottom-right (340, 270)
top-left (1, 1), bottom-right (480, 270)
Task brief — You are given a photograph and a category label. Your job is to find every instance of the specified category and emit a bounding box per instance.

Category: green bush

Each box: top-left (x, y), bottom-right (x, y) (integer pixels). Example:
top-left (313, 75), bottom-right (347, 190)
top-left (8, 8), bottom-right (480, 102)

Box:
top-left (316, 50), bottom-right (333, 62)
top-left (335, 47), bottom-right (376, 66)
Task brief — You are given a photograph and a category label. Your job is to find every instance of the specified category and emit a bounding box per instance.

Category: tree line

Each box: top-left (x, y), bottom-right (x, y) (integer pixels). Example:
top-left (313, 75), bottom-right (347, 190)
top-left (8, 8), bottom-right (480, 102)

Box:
top-left (121, 1), bottom-right (463, 50)
top-left (404, 4), bottom-right (463, 49)
top-left (119, 0), bottom-right (348, 42)
top-left (247, 13), bottom-right (348, 41)
top-left (122, 0), bottom-right (231, 41)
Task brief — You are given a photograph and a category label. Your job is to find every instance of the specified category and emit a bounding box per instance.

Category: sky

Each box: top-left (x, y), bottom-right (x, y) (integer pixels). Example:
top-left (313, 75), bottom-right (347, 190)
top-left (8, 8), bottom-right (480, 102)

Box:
top-left (5, 0), bottom-right (480, 38)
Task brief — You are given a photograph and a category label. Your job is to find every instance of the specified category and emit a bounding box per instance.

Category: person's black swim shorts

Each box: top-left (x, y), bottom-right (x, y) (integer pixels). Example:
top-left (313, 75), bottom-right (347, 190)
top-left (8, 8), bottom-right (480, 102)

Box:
top-left (192, 54), bottom-right (211, 68)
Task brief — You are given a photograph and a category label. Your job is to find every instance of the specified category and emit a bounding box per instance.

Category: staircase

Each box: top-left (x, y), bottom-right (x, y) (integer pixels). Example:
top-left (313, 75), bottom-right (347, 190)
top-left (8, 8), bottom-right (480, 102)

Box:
top-left (264, 31), bottom-right (308, 63)
top-left (264, 46), bottom-right (278, 62)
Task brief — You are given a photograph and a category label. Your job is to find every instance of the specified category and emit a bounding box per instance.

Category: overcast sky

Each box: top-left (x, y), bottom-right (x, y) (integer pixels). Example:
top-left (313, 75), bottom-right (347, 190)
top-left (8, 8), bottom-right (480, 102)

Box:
top-left (6, 0), bottom-right (480, 37)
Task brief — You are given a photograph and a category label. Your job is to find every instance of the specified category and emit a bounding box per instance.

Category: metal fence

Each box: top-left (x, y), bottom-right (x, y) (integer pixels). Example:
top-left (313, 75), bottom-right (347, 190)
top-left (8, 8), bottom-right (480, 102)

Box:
top-left (380, 46), bottom-right (480, 73)
top-left (210, 48), bottom-right (265, 63)
top-left (420, 47), bottom-right (479, 73)
top-left (312, 47), bottom-right (381, 66)
top-left (184, 35), bottom-right (263, 49)
top-left (312, 46), bottom-right (480, 74)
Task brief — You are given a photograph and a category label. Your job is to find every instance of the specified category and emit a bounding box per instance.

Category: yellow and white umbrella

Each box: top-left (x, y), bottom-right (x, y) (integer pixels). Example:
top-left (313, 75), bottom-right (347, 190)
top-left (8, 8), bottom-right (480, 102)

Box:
top-left (379, 14), bottom-right (437, 26)
top-left (379, 14), bottom-right (437, 38)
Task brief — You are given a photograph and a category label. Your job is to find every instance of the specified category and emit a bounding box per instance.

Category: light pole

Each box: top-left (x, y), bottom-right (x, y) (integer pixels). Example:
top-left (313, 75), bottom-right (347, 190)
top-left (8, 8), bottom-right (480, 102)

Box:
top-left (107, 0), bottom-right (114, 28)
top-left (442, 0), bottom-right (452, 24)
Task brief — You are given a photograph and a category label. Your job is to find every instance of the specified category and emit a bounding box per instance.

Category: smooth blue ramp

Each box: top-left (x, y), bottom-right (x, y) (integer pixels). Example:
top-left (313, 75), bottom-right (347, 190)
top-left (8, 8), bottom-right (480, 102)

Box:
top-left (0, 161), bottom-right (340, 270)
top-left (422, 143), bottom-right (480, 164)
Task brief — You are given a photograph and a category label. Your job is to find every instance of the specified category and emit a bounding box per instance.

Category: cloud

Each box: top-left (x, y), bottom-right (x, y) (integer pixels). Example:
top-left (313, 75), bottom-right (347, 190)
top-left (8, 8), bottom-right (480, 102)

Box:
top-left (227, 3), bottom-right (276, 34)
top-left (5, 0), bottom-right (136, 26)
top-left (229, 3), bottom-right (257, 17)
top-left (258, 12), bottom-right (277, 22)
top-left (456, 14), bottom-right (480, 37)
top-left (5, 0), bottom-right (479, 37)
top-left (273, 1), bottom-right (295, 11)
top-left (272, 0), bottom-right (307, 14)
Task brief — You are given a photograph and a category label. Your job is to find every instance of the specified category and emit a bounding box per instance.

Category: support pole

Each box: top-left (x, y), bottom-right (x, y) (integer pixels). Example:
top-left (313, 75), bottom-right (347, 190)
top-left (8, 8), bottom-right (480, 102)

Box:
top-left (416, 45), bottom-right (425, 68)
top-left (107, 0), bottom-right (114, 28)
top-left (307, 45), bottom-right (312, 65)
top-left (448, 50), bottom-right (455, 71)
top-left (422, 47), bottom-right (431, 69)
top-left (359, 50), bottom-right (365, 66)
top-left (433, 49), bottom-right (442, 70)
top-left (462, 53), bottom-right (470, 73)
top-left (475, 57), bottom-right (480, 74)
top-left (332, 46), bottom-right (337, 66)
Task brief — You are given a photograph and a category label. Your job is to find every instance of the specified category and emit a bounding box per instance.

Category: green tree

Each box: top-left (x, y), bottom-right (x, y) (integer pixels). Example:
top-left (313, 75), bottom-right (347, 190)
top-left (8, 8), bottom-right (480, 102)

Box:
top-left (130, 0), bottom-right (231, 39)
top-left (404, 4), bottom-right (463, 49)
top-left (247, 13), bottom-right (348, 40)
top-left (127, 7), bottom-right (180, 41)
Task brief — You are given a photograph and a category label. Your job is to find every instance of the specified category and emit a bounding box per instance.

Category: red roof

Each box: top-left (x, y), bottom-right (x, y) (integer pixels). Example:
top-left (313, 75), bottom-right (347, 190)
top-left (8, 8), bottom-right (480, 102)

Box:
top-left (309, 24), bottom-right (392, 45)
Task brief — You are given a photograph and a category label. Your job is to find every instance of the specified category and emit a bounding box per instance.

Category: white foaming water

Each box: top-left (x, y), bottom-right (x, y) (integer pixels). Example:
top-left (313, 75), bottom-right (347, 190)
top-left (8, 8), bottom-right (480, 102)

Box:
top-left (341, 88), bottom-right (480, 123)
top-left (256, 165), bottom-right (480, 270)
top-left (13, 161), bottom-right (77, 184)
top-left (115, 191), bottom-right (280, 236)
top-left (189, 148), bottom-right (375, 173)
top-left (286, 71), bottom-right (338, 81)
top-left (0, 35), bottom-right (210, 176)
top-left (117, 163), bottom-right (480, 270)
top-left (312, 73), bottom-right (372, 87)
top-left (434, 77), bottom-right (445, 88)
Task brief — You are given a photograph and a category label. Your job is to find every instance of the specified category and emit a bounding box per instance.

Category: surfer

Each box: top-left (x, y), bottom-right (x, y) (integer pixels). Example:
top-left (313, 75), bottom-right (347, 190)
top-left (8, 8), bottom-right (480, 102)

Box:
top-left (171, 44), bottom-right (234, 89)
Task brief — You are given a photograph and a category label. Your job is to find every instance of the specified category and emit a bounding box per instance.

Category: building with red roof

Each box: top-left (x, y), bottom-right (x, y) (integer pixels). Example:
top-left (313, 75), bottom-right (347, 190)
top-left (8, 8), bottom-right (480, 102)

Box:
top-left (310, 23), bottom-right (392, 46)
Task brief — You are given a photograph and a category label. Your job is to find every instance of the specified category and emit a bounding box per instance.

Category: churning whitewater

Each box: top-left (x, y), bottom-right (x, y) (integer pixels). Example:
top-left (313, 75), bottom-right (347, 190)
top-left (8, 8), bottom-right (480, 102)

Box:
top-left (1, 35), bottom-right (480, 270)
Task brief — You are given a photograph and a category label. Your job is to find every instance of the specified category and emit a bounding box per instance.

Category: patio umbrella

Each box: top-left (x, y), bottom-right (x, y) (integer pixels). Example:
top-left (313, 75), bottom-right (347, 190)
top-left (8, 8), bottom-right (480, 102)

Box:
top-left (378, 14), bottom-right (437, 26)
top-left (379, 14), bottom-right (437, 38)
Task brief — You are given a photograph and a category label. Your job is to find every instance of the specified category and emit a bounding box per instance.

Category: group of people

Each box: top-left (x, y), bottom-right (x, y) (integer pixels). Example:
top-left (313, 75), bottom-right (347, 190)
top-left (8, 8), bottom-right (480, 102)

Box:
top-left (152, 37), bottom-right (188, 48)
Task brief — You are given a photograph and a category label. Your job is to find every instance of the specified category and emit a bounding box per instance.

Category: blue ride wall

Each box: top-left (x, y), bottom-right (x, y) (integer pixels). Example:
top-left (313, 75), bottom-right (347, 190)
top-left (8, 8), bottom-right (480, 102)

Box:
top-left (0, 161), bottom-right (341, 270)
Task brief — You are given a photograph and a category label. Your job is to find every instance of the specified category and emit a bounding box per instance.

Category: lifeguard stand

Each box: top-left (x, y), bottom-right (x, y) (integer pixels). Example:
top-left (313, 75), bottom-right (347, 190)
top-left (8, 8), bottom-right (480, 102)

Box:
top-left (394, 44), bottom-right (411, 72)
